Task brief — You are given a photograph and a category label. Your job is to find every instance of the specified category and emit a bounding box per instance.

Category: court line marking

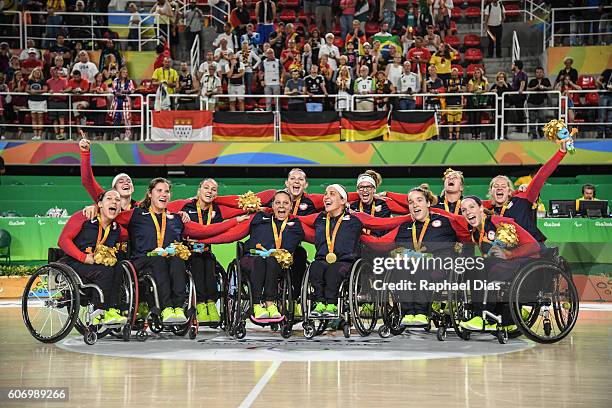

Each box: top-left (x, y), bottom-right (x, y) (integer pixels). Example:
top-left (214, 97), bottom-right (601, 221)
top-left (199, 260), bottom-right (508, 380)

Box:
top-left (238, 360), bottom-right (281, 408)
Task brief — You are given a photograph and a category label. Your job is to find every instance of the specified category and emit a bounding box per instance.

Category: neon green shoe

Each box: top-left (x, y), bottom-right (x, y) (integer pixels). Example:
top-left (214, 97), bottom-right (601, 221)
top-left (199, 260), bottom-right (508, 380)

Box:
top-left (504, 324), bottom-right (518, 332)
top-left (412, 314), bottom-right (429, 326)
top-left (103, 308), bottom-right (127, 325)
top-left (92, 313), bottom-right (102, 326)
top-left (401, 314), bottom-right (415, 325)
top-left (137, 302), bottom-right (149, 320)
top-left (174, 307), bottom-right (187, 323)
top-left (196, 303), bottom-right (210, 322)
top-left (161, 307), bottom-right (175, 323)
top-left (311, 302), bottom-right (326, 317)
top-left (294, 301), bottom-right (302, 318)
top-left (206, 301), bottom-right (220, 323)
top-left (521, 306), bottom-right (531, 321)
top-left (460, 316), bottom-right (484, 330)
top-left (253, 304), bottom-right (269, 319)
top-left (323, 303), bottom-right (338, 317)
top-left (360, 303), bottom-right (374, 317)
top-left (267, 304), bottom-right (281, 318)
top-left (431, 302), bottom-right (443, 313)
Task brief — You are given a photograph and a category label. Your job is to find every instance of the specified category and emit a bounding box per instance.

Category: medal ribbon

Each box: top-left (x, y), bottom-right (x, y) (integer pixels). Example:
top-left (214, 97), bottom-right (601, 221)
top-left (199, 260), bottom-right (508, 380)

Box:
top-left (196, 202), bottom-right (213, 225)
top-left (412, 217), bottom-right (430, 252)
top-left (271, 217), bottom-right (289, 249)
top-left (292, 195), bottom-right (302, 216)
top-left (444, 198), bottom-right (461, 215)
top-left (325, 212), bottom-right (344, 255)
top-left (96, 216), bottom-right (111, 247)
top-left (149, 207), bottom-right (167, 248)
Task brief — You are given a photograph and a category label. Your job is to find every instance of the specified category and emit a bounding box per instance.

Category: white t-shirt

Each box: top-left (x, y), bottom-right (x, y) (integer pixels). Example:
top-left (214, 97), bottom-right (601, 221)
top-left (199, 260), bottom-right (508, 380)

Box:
top-left (129, 11), bottom-right (141, 27)
top-left (398, 72), bottom-right (421, 96)
top-left (200, 73), bottom-right (222, 103)
top-left (213, 33), bottom-right (235, 49)
top-left (486, 3), bottom-right (505, 26)
top-left (71, 61), bottom-right (99, 83)
top-left (262, 58), bottom-right (281, 86)
top-left (318, 43), bottom-right (340, 71)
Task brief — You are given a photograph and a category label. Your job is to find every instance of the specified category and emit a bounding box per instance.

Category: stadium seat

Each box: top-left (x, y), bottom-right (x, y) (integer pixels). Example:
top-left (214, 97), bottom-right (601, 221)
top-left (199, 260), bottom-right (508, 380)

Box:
top-left (281, 0), bottom-right (299, 8)
top-left (452, 0), bottom-right (464, 6)
top-left (279, 10), bottom-right (296, 23)
top-left (249, 9), bottom-right (256, 23)
top-left (505, 3), bottom-right (521, 18)
top-left (450, 21), bottom-right (457, 35)
top-left (577, 75), bottom-right (597, 90)
top-left (298, 10), bottom-right (308, 23)
top-left (451, 8), bottom-right (462, 20)
top-left (463, 34), bottom-right (481, 48)
top-left (397, 0), bottom-right (411, 7)
top-left (466, 63), bottom-right (485, 77)
top-left (445, 35), bottom-right (461, 49)
top-left (467, 0), bottom-right (481, 5)
top-left (585, 92), bottom-right (600, 106)
top-left (451, 64), bottom-right (464, 77)
top-left (332, 22), bottom-right (341, 37)
top-left (464, 48), bottom-right (483, 63)
top-left (333, 37), bottom-right (344, 49)
top-left (465, 7), bottom-right (481, 20)
top-left (365, 22), bottom-right (379, 36)
top-left (396, 8), bottom-right (406, 20)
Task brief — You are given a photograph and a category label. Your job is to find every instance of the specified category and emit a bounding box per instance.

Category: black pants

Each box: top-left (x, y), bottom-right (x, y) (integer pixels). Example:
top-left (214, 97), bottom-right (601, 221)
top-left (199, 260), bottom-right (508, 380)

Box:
top-left (290, 246), bottom-right (307, 300)
top-left (308, 260), bottom-right (352, 304)
top-left (399, 266), bottom-right (435, 316)
top-left (189, 252), bottom-right (219, 302)
top-left (133, 256), bottom-right (186, 309)
top-left (487, 24), bottom-right (503, 58)
top-left (64, 257), bottom-right (121, 310)
top-left (240, 256), bottom-right (282, 303)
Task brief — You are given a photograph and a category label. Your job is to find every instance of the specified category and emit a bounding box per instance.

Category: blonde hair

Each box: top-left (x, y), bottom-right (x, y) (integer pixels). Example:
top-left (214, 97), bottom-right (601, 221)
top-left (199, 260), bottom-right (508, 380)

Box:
top-left (28, 67), bottom-right (43, 81)
top-left (487, 175), bottom-right (514, 198)
top-left (409, 183), bottom-right (438, 206)
top-left (363, 169), bottom-right (382, 188)
top-left (288, 168), bottom-right (307, 181)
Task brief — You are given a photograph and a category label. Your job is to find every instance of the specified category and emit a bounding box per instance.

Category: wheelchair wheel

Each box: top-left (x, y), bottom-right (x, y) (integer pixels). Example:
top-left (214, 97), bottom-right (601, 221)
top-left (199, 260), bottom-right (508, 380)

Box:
top-left (447, 270), bottom-right (471, 340)
top-left (22, 263), bottom-right (80, 343)
top-left (227, 258), bottom-right (251, 338)
top-left (349, 259), bottom-right (377, 337)
top-left (279, 269), bottom-right (294, 327)
top-left (509, 260), bottom-right (579, 344)
top-left (378, 272), bottom-right (405, 336)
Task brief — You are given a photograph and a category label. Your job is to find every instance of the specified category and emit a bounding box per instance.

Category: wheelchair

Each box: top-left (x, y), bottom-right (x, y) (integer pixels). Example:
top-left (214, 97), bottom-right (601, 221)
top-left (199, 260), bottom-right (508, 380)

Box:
top-left (21, 249), bottom-right (138, 345)
top-left (130, 258), bottom-right (199, 341)
top-left (225, 242), bottom-right (295, 339)
top-left (447, 247), bottom-right (579, 344)
top-left (301, 258), bottom-right (378, 339)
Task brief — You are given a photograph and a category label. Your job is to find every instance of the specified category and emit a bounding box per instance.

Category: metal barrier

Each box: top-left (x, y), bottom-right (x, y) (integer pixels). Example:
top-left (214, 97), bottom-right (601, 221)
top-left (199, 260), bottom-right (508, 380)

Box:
top-left (512, 30), bottom-right (520, 62)
top-left (190, 34), bottom-right (200, 78)
top-left (0, 10), bottom-right (23, 49)
top-left (23, 11), bottom-right (161, 51)
top-left (0, 92), bottom-right (145, 141)
top-left (550, 6), bottom-right (612, 46)
top-left (500, 90), bottom-right (562, 139)
top-left (563, 89), bottom-right (612, 137)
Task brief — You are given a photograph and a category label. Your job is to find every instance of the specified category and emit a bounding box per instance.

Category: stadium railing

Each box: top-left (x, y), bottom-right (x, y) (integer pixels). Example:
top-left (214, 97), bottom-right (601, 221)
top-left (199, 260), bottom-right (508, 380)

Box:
top-left (500, 90), bottom-right (563, 138)
top-left (0, 10), bottom-right (23, 50)
top-left (550, 5), bottom-right (612, 47)
top-left (564, 89), bottom-right (612, 137)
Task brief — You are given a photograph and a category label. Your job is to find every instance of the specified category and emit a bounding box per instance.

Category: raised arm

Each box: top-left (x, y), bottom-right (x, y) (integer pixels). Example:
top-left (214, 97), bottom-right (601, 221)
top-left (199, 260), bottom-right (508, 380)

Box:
top-left (201, 216), bottom-right (253, 244)
top-left (517, 149), bottom-right (566, 203)
top-left (79, 144), bottom-right (105, 201)
top-left (58, 212), bottom-right (88, 263)
top-left (183, 217), bottom-right (240, 239)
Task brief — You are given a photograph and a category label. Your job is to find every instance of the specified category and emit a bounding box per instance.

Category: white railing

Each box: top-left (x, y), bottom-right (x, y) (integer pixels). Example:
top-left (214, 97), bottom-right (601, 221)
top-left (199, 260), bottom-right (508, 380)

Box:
top-left (209, 1), bottom-right (230, 28)
top-left (512, 30), bottom-right (520, 62)
top-left (190, 34), bottom-right (200, 78)
top-left (0, 11), bottom-right (23, 50)
top-left (563, 89), bottom-right (612, 135)
top-left (23, 11), bottom-right (160, 51)
top-left (500, 90), bottom-right (563, 139)
top-left (0, 92), bottom-right (145, 141)
top-left (550, 5), bottom-right (612, 47)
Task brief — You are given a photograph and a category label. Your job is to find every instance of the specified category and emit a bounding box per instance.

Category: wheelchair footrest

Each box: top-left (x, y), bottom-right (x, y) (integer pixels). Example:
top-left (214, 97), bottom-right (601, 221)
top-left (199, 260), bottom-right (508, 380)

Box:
top-left (250, 315), bottom-right (285, 324)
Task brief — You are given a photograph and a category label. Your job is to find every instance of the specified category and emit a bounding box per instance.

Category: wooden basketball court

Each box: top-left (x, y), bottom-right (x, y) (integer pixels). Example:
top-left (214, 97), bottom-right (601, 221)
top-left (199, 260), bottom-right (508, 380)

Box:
top-left (1, 305), bottom-right (610, 407)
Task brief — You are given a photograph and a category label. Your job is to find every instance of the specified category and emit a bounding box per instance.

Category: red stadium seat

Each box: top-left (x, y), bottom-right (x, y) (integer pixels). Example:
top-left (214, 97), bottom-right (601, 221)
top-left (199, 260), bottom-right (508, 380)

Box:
top-left (298, 10), bottom-right (308, 23)
top-left (505, 4), bottom-right (521, 18)
top-left (365, 22), bottom-right (379, 36)
top-left (333, 37), bottom-right (344, 49)
top-left (281, 0), bottom-right (299, 8)
top-left (577, 75), bottom-right (597, 90)
top-left (451, 8), bottom-right (462, 20)
top-left (466, 63), bottom-right (485, 77)
top-left (450, 21), bottom-right (457, 34)
top-left (397, 0), bottom-right (411, 7)
top-left (452, 0), bottom-right (464, 6)
top-left (332, 22), bottom-right (341, 37)
top-left (445, 35), bottom-right (460, 49)
top-left (467, 0), bottom-right (481, 5)
top-left (279, 10), bottom-right (296, 23)
top-left (396, 8), bottom-right (406, 20)
top-left (464, 48), bottom-right (483, 63)
top-left (451, 64), bottom-right (464, 77)
top-left (249, 9), bottom-right (256, 23)
top-left (452, 52), bottom-right (462, 63)
top-left (463, 34), bottom-right (481, 48)
top-left (585, 92), bottom-right (600, 106)
top-left (465, 7), bottom-right (481, 19)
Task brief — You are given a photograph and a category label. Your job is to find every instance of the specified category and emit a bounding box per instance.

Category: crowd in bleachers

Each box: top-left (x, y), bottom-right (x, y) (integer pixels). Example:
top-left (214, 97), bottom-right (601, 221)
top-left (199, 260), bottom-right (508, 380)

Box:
top-left (0, 0), bottom-right (610, 141)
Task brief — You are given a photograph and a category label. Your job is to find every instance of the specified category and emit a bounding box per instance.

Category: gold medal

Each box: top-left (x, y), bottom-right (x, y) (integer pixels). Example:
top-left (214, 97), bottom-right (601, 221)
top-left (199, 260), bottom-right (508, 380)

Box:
top-left (325, 212), bottom-right (344, 264)
top-left (325, 252), bottom-right (337, 264)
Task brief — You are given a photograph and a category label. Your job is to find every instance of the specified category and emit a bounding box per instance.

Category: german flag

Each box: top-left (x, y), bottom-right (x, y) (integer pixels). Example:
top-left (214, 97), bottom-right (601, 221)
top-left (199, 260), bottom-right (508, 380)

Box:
top-left (212, 112), bottom-right (275, 141)
top-left (341, 111), bottom-right (388, 141)
top-left (228, 9), bottom-right (242, 31)
top-left (280, 112), bottom-right (340, 141)
top-left (388, 111), bottom-right (438, 141)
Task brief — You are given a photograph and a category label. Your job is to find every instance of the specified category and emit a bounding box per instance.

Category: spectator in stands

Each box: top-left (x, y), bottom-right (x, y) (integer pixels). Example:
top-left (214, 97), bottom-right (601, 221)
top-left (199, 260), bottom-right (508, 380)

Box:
top-left (344, 41), bottom-right (359, 74)
top-left (127, 3), bottom-right (141, 50)
top-left (423, 25), bottom-right (442, 54)
top-left (66, 1), bottom-right (92, 42)
top-left (597, 67), bottom-right (611, 138)
top-left (102, 61), bottom-right (119, 87)
top-left (151, 0), bottom-right (174, 49)
top-left (214, 23), bottom-right (236, 51)
top-left (354, 0), bottom-right (370, 32)
top-left (307, 28), bottom-right (324, 58)
top-left (301, 43), bottom-right (316, 74)
top-left (555, 73), bottom-right (581, 124)
top-left (230, 0), bottom-right (251, 44)
top-left (21, 48), bottom-right (44, 76)
top-left (110, 67), bottom-right (135, 140)
top-left (19, 40), bottom-right (39, 62)
top-left (346, 19), bottom-right (366, 52)
top-left (407, 36), bottom-right (431, 76)
top-left (6, 56), bottom-right (20, 82)
top-left (318, 55), bottom-right (334, 109)
top-left (397, 60), bottom-right (421, 111)
top-left (445, 67), bottom-right (464, 140)
top-left (200, 63), bottom-right (222, 111)
top-left (285, 68), bottom-right (306, 111)
top-left (467, 67), bottom-right (489, 140)
top-left (153, 44), bottom-right (170, 70)
top-left (48, 34), bottom-right (72, 67)
top-left (227, 52), bottom-right (246, 111)
top-left (510, 59), bottom-right (527, 133)
top-left (385, 54), bottom-right (403, 90)
top-left (319, 33), bottom-right (340, 72)
top-left (99, 40), bottom-right (124, 71)
top-left (336, 55), bottom-right (352, 81)
top-left (45, 1), bottom-right (65, 48)
top-left (373, 70), bottom-right (394, 112)
top-left (176, 62), bottom-right (199, 110)
top-left (354, 64), bottom-right (375, 111)
top-left (401, 26), bottom-right (416, 54)
top-left (339, 0), bottom-right (355, 42)
top-left (490, 70), bottom-right (511, 136)
top-left (484, 0), bottom-right (505, 58)
top-left (336, 65), bottom-right (352, 111)
top-left (359, 42), bottom-right (376, 76)
top-left (214, 38), bottom-right (232, 82)
top-left (440, 0), bottom-right (453, 39)
top-left (527, 66), bottom-right (553, 139)
top-left (240, 24), bottom-right (260, 51)
top-left (425, 64), bottom-right (444, 113)
top-left (255, 0), bottom-right (276, 44)
top-left (0, 42), bottom-right (10, 75)
top-left (89, 72), bottom-right (109, 140)
top-left (6, 70), bottom-right (27, 139)
top-left (197, 51), bottom-right (216, 81)
top-left (262, 48), bottom-right (283, 111)
top-left (316, 0), bottom-right (333, 35)
top-left (0, 73), bottom-right (9, 138)
top-left (26, 67), bottom-right (48, 141)
top-left (380, 1), bottom-right (397, 32)
top-left (50, 56), bottom-right (68, 78)
top-left (583, 0), bottom-right (603, 46)
top-left (66, 69), bottom-right (90, 132)
top-left (46, 67), bottom-right (69, 140)
top-left (285, 24), bottom-right (301, 49)
top-left (554, 57), bottom-right (578, 87)
top-left (304, 64), bottom-right (327, 112)
top-left (417, 1), bottom-right (434, 36)
top-left (237, 41), bottom-right (261, 98)
top-left (281, 39), bottom-right (302, 75)
top-left (152, 56), bottom-right (178, 97)
top-left (72, 50), bottom-right (99, 83)
top-left (374, 22), bottom-right (392, 39)
top-left (184, 0), bottom-right (204, 50)
top-left (429, 43), bottom-right (457, 84)
top-left (269, 22), bottom-right (286, 59)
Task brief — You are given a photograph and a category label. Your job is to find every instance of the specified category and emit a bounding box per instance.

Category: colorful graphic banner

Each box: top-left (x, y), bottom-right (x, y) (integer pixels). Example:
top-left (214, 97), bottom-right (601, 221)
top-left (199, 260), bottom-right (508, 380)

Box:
top-left (547, 46), bottom-right (612, 76)
top-left (151, 110), bottom-right (213, 141)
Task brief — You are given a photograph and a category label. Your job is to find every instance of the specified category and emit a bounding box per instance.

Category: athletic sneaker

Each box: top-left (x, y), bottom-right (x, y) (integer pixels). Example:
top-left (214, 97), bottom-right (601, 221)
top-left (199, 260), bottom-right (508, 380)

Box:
top-left (174, 307), bottom-right (187, 323)
top-left (310, 302), bottom-right (326, 317)
top-left (521, 306), bottom-right (531, 321)
top-left (323, 303), bottom-right (338, 317)
top-left (161, 307), bottom-right (176, 323)
top-left (92, 313), bottom-right (102, 326)
top-left (196, 303), bottom-right (210, 322)
top-left (401, 314), bottom-right (415, 325)
top-left (431, 302), bottom-right (443, 313)
top-left (253, 304), bottom-right (269, 319)
top-left (360, 303), bottom-right (374, 317)
top-left (267, 304), bottom-right (281, 319)
top-left (460, 316), bottom-right (485, 330)
top-left (207, 301), bottom-right (220, 322)
top-left (504, 324), bottom-right (518, 332)
top-left (411, 314), bottom-right (429, 326)
top-left (293, 301), bottom-right (302, 318)
top-left (137, 302), bottom-right (149, 319)
top-left (103, 308), bottom-right (127, 325)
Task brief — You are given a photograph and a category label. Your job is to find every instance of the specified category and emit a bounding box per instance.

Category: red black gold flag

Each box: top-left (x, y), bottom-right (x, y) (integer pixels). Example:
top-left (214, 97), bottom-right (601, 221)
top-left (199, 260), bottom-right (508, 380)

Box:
top-left (388, 111), bottom-right (438, 141)
top-left (341, 111), bottom-right (388, 141)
